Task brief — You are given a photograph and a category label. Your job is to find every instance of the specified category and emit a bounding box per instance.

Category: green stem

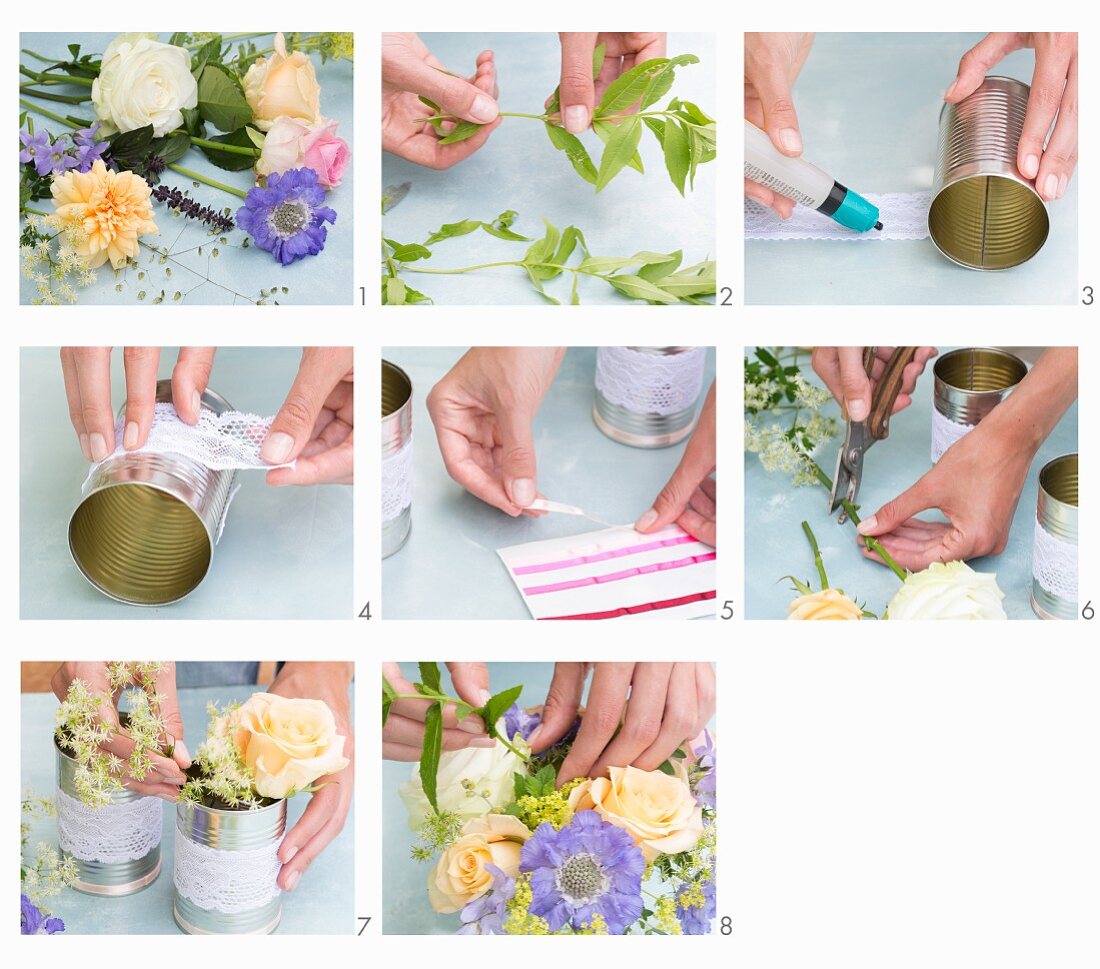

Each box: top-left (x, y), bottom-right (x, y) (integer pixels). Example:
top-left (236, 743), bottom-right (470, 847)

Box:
top-left (168, 164), bottom-right (249, 199)
top-left (389, 692), bottom-right (532, 762)
top-left (186, 136), bottom-right (261, 157)
top-left (18, 87), bottom-right (91, 105)
top-left (404, 260), bottom-right (604, 279)
top-left (187, 32), bottom-right (266, 48)
top-left (20, 66), bottom-right (94, 87)
top-left (801, 521), bottom-right (829, 590)
top-left (23, 207), bottom-right (49, 218)
top-left (19, 98), bottom-right (72, 127)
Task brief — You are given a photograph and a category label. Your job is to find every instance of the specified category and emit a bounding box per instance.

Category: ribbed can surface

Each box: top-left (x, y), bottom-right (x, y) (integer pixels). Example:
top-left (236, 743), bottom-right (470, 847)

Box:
top-left (1031, 453), bottom-right (1078, 620)
top-left (56, 746), bottom-right (162, 896)
top-left (382, 360), bottom-right (413, 558)
top-left (593, 347), bottom-right (705, 449)
top-left (68, 380), bottom-right (237, 605)
top-left (173, 797), bottom-right (286, 935)
top-left (928, 76), bottom-right (1049, 270)
top-left (933, 347), bottom-right (1027, 424)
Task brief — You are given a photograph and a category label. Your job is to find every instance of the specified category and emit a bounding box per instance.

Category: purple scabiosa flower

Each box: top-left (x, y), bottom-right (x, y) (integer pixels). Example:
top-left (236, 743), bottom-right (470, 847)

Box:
top-left (503, 704), bottom-right (542, 743)
top-left (693, 729), bottom-right (716, 809)
top-left (235, 167), bottom-right (336, 266)
top-left (675, 869), bottom-right (716, 935)
top-left (457, 863), bottom-right (513, 935)
top-left (19, 130), bottom-right (54, 176)
top-left (520, 810), bottom-right (644, 934)
top-left (20, 895), bottom-right (64, 935)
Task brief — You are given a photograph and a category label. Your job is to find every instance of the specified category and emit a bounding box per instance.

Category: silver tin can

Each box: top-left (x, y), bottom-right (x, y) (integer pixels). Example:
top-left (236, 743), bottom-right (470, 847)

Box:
top-left (928, 76), bottom-right (1050, 270)
top-left (55, 745), bottom-right (163, 896)
top-left (1031, 453), bottom-right (1078, 621)
top-left (931, 348), bottom-right (1027, 462)
top-left (593, 346), bottom-right (706, 448)
top-left (68, 379), bottom-right (237, 606)
top-left (173, 796), bottom-right (286, 935)
top-left (382, 360), bottom-right (413, 558)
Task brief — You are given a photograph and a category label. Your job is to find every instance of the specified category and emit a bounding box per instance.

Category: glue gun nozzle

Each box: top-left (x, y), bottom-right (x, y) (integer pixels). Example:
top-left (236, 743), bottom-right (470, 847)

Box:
top-left (874, 221), bottom-right (883, 231)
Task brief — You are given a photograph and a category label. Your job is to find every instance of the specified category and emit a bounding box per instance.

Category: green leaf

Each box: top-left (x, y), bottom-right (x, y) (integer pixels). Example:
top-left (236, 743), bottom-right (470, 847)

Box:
top-left (107, 125), bottom-right (155, 166)
top-left (606, 273), bottom-right (680, 304)
top-left (595, 54), bottom-right (698, 118)
top-left (523, 219), bottom-right (561, 278)
top-left (152, 132), bottom-right (191, 166)
top-left (657, 759), bottom-right (676, 776)
top-left (438, 120), bottom-right (482, 145)
top-left (384, 276), bottom-right (406, 305)
top-left (424, 220), bottom-right (481, 246)
top-left (481, 684), bottom-right (524, 733)
top-left (197, 126), bottom-right (260, 171)
top-left (191, 37), bottom-right (223, 76)
top-left (594, 115), bottom-right (642, 192)
top-left (420, 704), bottom-right (443, 812)
top-left (385, 239), bottom-right (432, 263)
top-left (593, 120), bottom-right (643, 174)
top-left (651, 260), bottom-right (717, 298)
top-left (181, 107), bottom-right (205, 138)
top-left (544, 123), bottom-right (597, 184)
top-left (197, 64), bottom-right (252, 132)
top-left (418, 662), bottom-right (442, 694)
top-left (382, 675), bottom-right (398, 701)
top-left (661, 120), bottom-right (690, 196)
top-left (637, 250), bottom-right (683, 283)
top-left (570, 274), bottom-right (580, 304)
top-left (382, 696), bottom-right (393, 726)
top-left (672, 99), bottom-right (715, 126)
top-left (481, 210), bottom-right (530, 241)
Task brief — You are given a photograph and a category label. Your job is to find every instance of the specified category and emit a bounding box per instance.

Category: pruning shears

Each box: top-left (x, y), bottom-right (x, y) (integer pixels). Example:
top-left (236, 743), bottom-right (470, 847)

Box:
top-left (828, 346), bottom-right (918, 522)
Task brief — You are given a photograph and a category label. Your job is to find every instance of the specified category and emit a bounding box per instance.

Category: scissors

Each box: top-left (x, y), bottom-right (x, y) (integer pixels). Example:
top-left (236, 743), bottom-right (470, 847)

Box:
top-left (828, 347), bottom-right (918, 522)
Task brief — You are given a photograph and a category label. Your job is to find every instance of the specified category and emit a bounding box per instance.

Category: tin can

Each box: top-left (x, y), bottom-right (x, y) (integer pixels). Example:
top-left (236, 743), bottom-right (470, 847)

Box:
top-left (173, 796), bottom-right (286, 935)
top-left (55, 744), bottom-right (163, 896)
top-left (382, 360), bottom-right (413, 558)
top-left (68, 379), bottom-right (237, 606)
top-left (928, 76), bottom-right (1050, 270)
top-left (1031, 453), bottom-right (1078, 621)
top-left (931, 347), bottom-right (1027, 462)
top-left (593, 347), bottom-right (707, 448)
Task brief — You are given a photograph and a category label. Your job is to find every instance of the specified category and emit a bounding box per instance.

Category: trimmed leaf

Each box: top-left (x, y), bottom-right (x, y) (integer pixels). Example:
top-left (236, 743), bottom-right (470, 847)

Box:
top-left (594, 115), bottom-right (642, 192)
top-left (418, 662), bottom-right (442, 694)
top-left (523, 219), bottom-right (562, 278)
top-left (385, 239), bottom-right (432, 263)
top-left (197, 64), bottom-right (252, 132)
top-left (606, 273), bottom-right (680, 304)
top-left (420, 704), bottom-right (443, 812)
top-left (438, 120), bottom-right (482, 145)
top-left (482, 685), bottom-right (524, 733)
top-left (661, 120), bottom-right (690, 196)
top-left (424, 219), bottom-right (481, 246)
top-left (544, 123), bottom-right (597, 184)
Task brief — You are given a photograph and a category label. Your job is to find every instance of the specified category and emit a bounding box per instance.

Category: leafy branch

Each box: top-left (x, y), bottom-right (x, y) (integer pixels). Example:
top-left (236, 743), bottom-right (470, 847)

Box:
top-left (417, 44), bottom-right (716, 194)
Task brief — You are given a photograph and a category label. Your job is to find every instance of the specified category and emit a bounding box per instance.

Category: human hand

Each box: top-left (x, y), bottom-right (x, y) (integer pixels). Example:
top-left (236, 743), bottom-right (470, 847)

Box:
top-left (261, 347), bottom-right (353, 486)
top-left (382, 662), bottom-right (493, 761)
top-left (635, 382), bottom-right (716, 546)
top-left (268, 662), bottom-right (354, 892)
top-left (530, 662), bottom-right (716, 785)
top-left (554, 33), bottom-right (666, 133)
top-left (51, 661), bottom-right (189, 800)
top-left (60, 347), bottom-right (216, 461)
top-left (744, 32), bottom-right (814, 217)
top-left (426, 347), bottom-right (565, 515)
top-left (811, 347), bottom-right (937, 422)
top-left (946, 32), bottom-right (1077, 201)
top-left (382, 32), bottom-right (501, 169)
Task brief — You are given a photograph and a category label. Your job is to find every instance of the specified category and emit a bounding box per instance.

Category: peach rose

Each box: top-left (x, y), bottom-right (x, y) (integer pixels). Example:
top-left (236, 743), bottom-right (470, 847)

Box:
top-left (232, 692), bottom-right (349, 799)
top-left (428, 814), bottom-right (531, 913)
top-left (569, 766), bottom-right (703, 862)
top-left (243, 32), bottom-right (321, 131)
top-left (256, 116), bottom-right (351, 188)
top-left (787, 587), bottom-right (863, 620)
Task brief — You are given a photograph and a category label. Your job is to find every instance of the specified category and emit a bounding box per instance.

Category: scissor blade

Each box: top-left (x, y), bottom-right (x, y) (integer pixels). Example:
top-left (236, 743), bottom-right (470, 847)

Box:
top-left (828, 444), bottom-right (848, 513)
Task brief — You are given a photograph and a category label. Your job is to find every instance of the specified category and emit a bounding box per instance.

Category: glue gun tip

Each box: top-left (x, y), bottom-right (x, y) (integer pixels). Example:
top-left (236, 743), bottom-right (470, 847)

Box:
top-left (874, 221), bottom-right (883, 231)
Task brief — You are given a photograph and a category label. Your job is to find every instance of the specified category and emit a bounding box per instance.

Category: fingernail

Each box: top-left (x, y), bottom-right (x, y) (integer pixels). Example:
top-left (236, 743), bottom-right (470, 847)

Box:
top-left (528, 726), bottom-right (543, 747)
top-left (634, 508), bottom-right (658, 532)
top-left (175, 740), bottom-right (191, 767)
top-left (470, 736), bottom-right (498, 748)
top-left (564, 105), bottom-right (589, 134)
top-left (779, 128), bottom-right (802, 153)
top-left (944, 80), bottom-right (958, 101)
top-left (857, 515), bottom-right (877, 536)
top-left (457, 717), bottom-right (484, 735)
top-left (1058, 173), bottom-right (1067, 198)
top-left (1043, 174), bottom-right (1058, 200)
top-left (1022, 154), bottom-right (1039, 178)
top-left (78, 433), bottom-right (91, 462)
top-left (89, 432), bottom-right (108, 462)
top-left (847, 398), bottom-right (868, 422)
top-left (262, 431), bottom-right (294, 465)
top-left (190, 390), bottom-right (201, 423)
top-left (469, 94), bottom-right (498, 123)
top-left (512, 478), bottom-right (536, 507)
top-left (283, 845), bottom-right (299, 865)
top-left (479, 689), bottom-right (491, 705)
top-left (284, 869), bottom-right (301, 892)
top-left (123, 421), bottom-right (139, 450)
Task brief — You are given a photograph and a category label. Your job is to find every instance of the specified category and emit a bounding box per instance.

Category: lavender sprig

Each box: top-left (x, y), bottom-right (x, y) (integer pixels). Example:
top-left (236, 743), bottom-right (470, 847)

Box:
top-left (151, 183), bottom-right (235, 233)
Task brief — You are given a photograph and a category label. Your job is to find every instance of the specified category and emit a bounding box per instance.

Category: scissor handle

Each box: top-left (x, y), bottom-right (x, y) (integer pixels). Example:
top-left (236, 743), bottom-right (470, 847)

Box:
top-left (868, 347), bottom-right (918, 440)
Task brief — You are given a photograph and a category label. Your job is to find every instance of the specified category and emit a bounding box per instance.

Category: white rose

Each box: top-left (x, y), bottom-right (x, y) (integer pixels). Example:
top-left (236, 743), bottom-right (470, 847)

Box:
top-left (885, 561), bottom-right (1007, 620)
top-left (399, 726), bottom-right (527, 830)
top-left (92, 33), bottom-right (198, 137)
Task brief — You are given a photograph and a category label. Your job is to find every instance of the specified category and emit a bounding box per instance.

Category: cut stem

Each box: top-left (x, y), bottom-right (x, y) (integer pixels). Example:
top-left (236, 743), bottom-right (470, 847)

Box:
top-left (167, 164), bottom-right (249, 199)
top-left (801, 520), bottom-right (829, 590)
top-left (186, 136), bottom-right (261, 157)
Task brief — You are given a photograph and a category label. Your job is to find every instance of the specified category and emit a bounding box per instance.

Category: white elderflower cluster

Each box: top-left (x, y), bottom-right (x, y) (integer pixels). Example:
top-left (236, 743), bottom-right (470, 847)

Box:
top-left (181, 702), bottom-right (260, 808)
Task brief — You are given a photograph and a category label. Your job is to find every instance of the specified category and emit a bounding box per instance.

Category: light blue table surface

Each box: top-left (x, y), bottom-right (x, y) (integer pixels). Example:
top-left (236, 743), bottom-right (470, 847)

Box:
top-left (382, 32), bottom-right (715, 305)
top-left (19, 347), bottom-right (352, 619)
top-left (382, 347), bottom-right (716, 619)
top-left (383, 661), bottom-right (716, 934)
top-left (21, 680), bottom-right (354, 934)
top-left (20, 32), bottom-right (353, 306)
top-left (744, 348), bottom-right (1078, 619)
top-left (745, 33), bottom-right (1078, 305)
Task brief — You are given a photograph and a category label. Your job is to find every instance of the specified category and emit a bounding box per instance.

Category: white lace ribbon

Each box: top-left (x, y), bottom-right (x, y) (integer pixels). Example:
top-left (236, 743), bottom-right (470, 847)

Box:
top-left (1032, 518), bottom-right (1078, 601)
top-left (381, 435), bottom-right (413, 523)
top-left (173, 826), bottom-right (282, 915)
top-left (56, 787), bottom-right (162, 864)
top-left (596, 347), bottom-right (706, 416)
top-left (745, 192), bottom-right (932, 241)
top-left (930, 404), bottom-right (974, 463)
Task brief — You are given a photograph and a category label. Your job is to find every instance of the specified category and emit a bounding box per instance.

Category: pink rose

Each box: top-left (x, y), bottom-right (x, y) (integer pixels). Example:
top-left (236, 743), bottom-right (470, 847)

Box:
top-left (257, 116), bottom-right (351, 189)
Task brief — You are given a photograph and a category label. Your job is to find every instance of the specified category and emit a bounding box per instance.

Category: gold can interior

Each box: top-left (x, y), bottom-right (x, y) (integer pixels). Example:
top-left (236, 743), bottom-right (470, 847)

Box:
top-left (382, 360), bottom-right (412, 418)
top-left (928, 174), bottom-right (1049, 270)
top-left (1040, 454), bottom-right (1078, 508)
top-left (935, 347), bottom-right (1027, 393)
top-left (69, 484), bottom-right (212, 605)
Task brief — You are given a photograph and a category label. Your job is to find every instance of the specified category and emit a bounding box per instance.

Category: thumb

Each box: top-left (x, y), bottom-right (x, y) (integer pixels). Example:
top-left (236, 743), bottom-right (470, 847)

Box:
top-left (398, 56), bottom-right (499, 124)
top-left (635, 406), bottom-right (715, 533)
top-left (447, 663), bottom-right (491, 710)
top-left (155, 668), bottom-right (190, 769)
top-left (858, 477), bottom-right (935, 537)
top-left (558, 32), bottom-right (599, 134)
top-left (754, 61), bottom-right (802, 155)
top-left (530, 663), bottom-right (586, 753)
top-left (262, 348), bottom-right (347, 466)
top-left (171, 347), bottom-right (217, 425)
top-left (497, 410), bottom-right (538, 510)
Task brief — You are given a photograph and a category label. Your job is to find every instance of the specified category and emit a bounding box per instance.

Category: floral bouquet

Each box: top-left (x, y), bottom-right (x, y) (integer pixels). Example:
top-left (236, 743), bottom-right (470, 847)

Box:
top-left (386, 665), bottom-right (717, 935)
top-left (19, 31), bottom-right (352, 304)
